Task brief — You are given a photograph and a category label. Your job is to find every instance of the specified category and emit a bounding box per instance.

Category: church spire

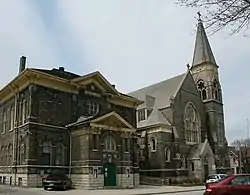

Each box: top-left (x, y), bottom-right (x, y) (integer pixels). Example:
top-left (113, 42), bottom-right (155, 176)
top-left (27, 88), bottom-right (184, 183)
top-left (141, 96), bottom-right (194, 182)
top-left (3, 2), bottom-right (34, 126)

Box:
top-left (192, 12), bottom-right (217, 67)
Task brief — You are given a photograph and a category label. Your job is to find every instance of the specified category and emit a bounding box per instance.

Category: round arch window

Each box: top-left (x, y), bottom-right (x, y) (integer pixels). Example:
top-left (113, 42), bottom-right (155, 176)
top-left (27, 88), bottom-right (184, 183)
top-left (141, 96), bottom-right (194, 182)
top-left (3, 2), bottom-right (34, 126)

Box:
top-left (86, 99), bottom-right (99, 116)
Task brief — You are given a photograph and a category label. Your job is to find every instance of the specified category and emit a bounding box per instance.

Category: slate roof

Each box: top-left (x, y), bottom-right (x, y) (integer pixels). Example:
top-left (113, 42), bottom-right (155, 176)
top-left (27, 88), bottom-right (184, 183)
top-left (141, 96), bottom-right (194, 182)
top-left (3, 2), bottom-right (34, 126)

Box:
top-left (32, 68), bottom-right (80, 80)
top-left (128, 73), bottom-right (186, 110)
top-left (192, 19), bottom-right (217, 67)
top-left (138, 109), bottom-right (171, 128)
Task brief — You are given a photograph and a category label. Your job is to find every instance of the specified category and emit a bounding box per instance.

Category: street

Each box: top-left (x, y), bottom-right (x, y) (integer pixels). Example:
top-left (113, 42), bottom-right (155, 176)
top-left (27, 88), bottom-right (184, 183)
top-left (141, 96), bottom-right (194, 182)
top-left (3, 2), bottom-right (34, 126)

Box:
top-left (0, 186), bottom-right (204, 195)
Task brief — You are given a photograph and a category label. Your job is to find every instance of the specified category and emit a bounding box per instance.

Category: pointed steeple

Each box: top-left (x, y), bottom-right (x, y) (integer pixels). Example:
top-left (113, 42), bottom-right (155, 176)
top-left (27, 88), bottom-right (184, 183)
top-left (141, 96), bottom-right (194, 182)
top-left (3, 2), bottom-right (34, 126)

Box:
top-left (192, 13), bottom-right (217, 67)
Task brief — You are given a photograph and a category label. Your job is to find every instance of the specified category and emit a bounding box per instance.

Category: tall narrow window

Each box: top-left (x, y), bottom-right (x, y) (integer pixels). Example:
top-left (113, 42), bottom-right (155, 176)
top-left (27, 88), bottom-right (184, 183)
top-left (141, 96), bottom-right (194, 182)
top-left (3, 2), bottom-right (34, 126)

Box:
top-left (55, 143), bottom-right (64, 166)
top-left (124, 138), bottom-right (129, 152)
top-left (9, 145), bottom-right (13, 166)
top-left (0, 146), bottom-right (4, 165)
top-left (197, 80), bottom-right (207, 100)
top-left (19, 144), bottom-right (26, 165)
top-left (184, 103), bottom-right (201, 143)
top-left (22, 100), bottom-right (26, 124)
top-left (150, 138), bottom-right (156, 151)
top-left (165, 148), bottom-right (171, 162)
top-left (93, 134), bottom-right (98, 150)
top-left (213, 80), bottom-right (220, 101)
top-left (138, 109), bottom-right (146, 121)
top-left (2, 110), bottom-right (7, 134)
top-left (10, 106), bottom-right (14, 130)
top-left (5, 146), bottom-right (8, 166)
top-left (41, 142), bottom-right (51, 165)
top-left (191, 162), bottom-right (195, 171)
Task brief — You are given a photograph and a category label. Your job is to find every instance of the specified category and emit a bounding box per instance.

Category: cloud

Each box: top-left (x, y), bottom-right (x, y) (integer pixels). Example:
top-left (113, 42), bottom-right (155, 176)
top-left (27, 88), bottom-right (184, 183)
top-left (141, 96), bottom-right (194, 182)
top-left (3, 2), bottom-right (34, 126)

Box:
top-left (0, 1), bottom-right (59, 88)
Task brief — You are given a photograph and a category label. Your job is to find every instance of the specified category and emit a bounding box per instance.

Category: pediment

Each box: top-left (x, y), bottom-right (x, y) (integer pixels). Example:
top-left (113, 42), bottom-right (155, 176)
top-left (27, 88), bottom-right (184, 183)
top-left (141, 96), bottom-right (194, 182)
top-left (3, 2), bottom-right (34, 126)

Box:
top-left (71, 71), bottom-right (119, 96)
top-left (90, 111), bottom-right (134, 129)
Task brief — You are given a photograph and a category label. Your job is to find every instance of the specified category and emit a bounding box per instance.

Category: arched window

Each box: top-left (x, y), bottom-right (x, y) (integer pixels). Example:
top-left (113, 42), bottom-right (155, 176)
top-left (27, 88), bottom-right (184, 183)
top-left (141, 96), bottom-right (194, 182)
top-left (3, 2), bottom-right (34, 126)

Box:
top-left (55, 143), bottom-right (64, 166)
top-left (150, 137), bottom-right (156, 151)
top-left (103, 136), bottom-right (116, 151)
top-left (41, 142), bottom-right (51, 165)
top-left (165, 148), bottom-right (171, 162)
top-left (217, 118), bottom-right (224, 146)
top-left (213, 80), bottom-right (220, 101)
top-left (184, 103), bottom-right (201, 143)
top-left (197, 80), bottom-right (207, 100)
top-left (86, 100), bottom-right (99, 116)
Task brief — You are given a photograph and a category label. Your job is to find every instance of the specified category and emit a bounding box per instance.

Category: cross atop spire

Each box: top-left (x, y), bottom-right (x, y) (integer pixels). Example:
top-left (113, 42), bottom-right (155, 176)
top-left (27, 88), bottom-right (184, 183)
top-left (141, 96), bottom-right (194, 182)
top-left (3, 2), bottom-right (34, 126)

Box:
top-left (197, 11), bottom-right (201, 21)
top-left (191, 14), bottom-right (217, 67)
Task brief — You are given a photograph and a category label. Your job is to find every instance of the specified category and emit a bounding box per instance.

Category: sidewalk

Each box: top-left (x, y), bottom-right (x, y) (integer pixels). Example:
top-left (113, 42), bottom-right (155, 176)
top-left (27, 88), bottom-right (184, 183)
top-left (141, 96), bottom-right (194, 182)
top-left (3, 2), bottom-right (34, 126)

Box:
top-left (66, 185), bottom-right (205, 195)
top-left (0, 185), bottom-right (205, 195)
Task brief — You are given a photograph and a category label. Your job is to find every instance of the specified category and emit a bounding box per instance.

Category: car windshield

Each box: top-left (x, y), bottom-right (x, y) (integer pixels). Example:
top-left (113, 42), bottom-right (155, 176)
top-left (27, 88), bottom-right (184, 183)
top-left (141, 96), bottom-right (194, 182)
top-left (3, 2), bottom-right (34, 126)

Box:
top-left (220, 174), bottom-right (227, 179)
top-left (207, 175), bottom-right (218, 179)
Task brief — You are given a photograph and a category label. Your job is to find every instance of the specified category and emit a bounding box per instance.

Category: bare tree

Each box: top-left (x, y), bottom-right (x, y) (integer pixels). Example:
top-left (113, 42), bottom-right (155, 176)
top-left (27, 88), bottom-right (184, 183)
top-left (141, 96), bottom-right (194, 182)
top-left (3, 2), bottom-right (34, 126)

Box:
top-left (231, 138), bottom-right (250, 147)
top-left (175, 0), bottom-right (250, 35)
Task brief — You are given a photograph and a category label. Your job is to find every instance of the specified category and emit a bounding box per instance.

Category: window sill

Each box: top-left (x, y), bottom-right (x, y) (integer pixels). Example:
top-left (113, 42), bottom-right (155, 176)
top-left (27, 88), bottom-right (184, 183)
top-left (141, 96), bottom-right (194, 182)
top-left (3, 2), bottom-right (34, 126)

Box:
top-left (92, 149), bottom-right (98, 152)
top-left (150, 150), bottom-right (156, 153)
top-left (125, 151), bottom-right (129, 154)
top-left (185, 141), bottom-right (198, 145)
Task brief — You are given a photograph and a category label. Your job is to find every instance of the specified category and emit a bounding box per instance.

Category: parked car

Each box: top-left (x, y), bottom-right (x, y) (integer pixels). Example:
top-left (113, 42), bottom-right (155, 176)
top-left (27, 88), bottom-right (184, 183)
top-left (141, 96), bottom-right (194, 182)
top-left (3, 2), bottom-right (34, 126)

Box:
top-left (204, 174), bottom-right (250, 195)
top-left (42, 173), bottom-right (72, 190)
top-left (206, 174), bottom-right (228, 184)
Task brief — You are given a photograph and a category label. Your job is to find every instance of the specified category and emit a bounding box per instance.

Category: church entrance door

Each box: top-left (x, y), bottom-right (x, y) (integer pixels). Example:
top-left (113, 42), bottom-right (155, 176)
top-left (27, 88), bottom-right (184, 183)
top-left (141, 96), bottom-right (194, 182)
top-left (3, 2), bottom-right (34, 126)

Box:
top-left (103, 163), bottom-right (116, 186)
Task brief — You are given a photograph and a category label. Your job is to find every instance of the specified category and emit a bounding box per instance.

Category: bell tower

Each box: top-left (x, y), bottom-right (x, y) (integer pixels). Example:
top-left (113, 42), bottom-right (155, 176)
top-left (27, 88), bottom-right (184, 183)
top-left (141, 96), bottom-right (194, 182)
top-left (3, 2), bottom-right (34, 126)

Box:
top-left (190, 13), bottom-right (229, 167)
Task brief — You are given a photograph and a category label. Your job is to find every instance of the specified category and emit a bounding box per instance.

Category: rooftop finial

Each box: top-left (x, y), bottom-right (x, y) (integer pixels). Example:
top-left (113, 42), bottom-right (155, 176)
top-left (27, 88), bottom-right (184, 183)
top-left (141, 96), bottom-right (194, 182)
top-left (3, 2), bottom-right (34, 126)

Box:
top-left (197, 11), bottom-right (201, 21)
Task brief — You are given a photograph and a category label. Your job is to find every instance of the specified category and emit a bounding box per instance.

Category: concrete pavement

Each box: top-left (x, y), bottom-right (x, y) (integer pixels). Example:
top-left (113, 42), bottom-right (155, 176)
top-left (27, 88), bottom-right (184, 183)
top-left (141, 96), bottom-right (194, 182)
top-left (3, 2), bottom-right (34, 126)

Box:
top-left (0, 185), bottom-right (205, 195)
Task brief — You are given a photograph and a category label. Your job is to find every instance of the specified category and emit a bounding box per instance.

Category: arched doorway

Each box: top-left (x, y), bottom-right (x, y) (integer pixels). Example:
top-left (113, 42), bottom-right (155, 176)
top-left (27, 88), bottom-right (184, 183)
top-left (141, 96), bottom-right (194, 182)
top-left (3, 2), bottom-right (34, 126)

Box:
top-left (103, 162), bottom-right (116, 186)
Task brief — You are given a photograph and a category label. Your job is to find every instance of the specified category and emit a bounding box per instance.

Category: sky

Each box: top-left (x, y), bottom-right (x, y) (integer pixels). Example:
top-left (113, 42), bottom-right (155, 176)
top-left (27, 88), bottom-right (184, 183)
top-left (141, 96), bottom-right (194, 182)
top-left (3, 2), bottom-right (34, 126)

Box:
top-left (0, 0), bottom-right (249, 144)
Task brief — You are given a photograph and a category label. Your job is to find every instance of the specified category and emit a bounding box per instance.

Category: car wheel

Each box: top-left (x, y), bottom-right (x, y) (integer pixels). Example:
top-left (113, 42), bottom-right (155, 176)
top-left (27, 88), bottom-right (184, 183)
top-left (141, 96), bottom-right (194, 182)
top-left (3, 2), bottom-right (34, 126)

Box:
top-left (63, 184), bottom-right (67, 191)
top-left (44, 187), bottom-right (48, 190)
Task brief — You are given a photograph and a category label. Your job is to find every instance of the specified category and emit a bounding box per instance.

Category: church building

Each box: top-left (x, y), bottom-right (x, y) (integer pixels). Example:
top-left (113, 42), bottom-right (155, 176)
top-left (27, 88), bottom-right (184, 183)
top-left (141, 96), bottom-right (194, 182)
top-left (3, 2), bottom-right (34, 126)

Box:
top-left (0, 17), bottom-right (230, 189)
top-left (128, 18), bottom-right (230, 183)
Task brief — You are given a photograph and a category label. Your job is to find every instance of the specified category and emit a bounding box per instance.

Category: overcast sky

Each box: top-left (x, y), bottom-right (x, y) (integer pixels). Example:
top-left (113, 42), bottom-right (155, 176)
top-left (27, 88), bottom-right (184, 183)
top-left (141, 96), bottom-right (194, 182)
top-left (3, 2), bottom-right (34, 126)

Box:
top-left (1, 0), bottom-right (249, 144)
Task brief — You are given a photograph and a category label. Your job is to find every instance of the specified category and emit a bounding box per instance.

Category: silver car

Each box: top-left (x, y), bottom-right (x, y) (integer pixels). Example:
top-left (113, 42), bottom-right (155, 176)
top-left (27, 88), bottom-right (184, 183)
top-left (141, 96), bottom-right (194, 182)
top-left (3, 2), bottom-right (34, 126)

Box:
top-left (206, 174), bottom-right (228, 184)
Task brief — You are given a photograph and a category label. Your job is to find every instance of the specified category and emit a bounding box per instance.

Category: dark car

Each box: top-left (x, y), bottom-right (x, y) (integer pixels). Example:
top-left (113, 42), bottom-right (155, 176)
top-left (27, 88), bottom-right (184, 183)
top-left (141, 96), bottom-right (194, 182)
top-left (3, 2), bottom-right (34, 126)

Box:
top-left (204, 173), bottom-right (250, 195)
top-left (42, 173), bottom-right (72, 190)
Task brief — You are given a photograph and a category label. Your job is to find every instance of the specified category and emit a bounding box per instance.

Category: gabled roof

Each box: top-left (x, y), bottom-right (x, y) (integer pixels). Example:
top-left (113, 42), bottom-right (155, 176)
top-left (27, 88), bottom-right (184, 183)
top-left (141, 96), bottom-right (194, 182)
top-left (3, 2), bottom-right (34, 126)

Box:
top-left (192, 19), bottom-right (217, 67)
top-left (128, 73), bottom-right (186, 109)
top-left (71, 71), bottom-right (120, 95)
top-left (67, 111), bottom-right (134, 129)
top-left (32, 68), bottom-right (80, 80)
top-left (138, 109), bottom-right (171, 129)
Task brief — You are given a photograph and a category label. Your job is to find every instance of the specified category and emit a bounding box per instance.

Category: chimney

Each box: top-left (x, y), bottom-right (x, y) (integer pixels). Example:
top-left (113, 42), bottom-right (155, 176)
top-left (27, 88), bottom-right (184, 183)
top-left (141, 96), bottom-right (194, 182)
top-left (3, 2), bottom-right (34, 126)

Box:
top-left (59, 67), bottom-right (65, 71)
top-left (19, 56), bottom-right (26, 74)
top-left (112, 84), bottom-right (115, 88)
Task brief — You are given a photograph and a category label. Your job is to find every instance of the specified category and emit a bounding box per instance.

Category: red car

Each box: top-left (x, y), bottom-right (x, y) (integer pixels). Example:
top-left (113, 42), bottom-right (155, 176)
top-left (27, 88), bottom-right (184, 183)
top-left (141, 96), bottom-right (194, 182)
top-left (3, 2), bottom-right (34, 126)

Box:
top-left (204, 174), bottom-right (250, 195)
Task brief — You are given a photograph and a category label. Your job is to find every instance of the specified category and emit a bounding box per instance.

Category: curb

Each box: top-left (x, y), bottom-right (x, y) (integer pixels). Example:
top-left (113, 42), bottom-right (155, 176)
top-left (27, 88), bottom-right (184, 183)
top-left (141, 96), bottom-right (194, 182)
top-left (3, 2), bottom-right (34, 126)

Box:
top-left (132, 188), bottom-right (204, 195)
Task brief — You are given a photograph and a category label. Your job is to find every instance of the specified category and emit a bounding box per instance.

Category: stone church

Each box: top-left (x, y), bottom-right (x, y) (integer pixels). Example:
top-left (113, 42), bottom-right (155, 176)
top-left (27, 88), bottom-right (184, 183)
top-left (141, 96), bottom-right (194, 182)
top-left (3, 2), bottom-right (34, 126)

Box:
top-left (0, 18), bottom-right (230, 189)
top-left (128, 18), bottom-right (230, 183)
